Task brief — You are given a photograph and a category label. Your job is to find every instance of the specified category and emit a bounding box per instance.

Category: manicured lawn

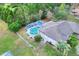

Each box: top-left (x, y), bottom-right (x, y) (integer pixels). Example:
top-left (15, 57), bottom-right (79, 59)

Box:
top-left (0, 32), bottom-right (18, 55)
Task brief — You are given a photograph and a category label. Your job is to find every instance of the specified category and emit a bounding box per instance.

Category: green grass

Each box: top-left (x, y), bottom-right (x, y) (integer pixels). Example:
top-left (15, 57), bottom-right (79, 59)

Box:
top-left (0, 32), bottom-right (34, 56)
top-left (0, 32), bottom-right (33, 56)
top-left (11, 39), bottom-right (34, 56)
top-left (0, 30), bottom-right (34, 56)
top-left (0, 32), bottom-right (18, 55)
top-left (12, 46), bottom-right (34, 56)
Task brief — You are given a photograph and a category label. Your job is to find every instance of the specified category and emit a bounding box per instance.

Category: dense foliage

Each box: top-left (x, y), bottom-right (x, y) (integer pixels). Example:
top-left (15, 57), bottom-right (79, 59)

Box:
top-left (8, 20), bottom-right (21, 32)
top-left (0, 3), bottom-right (71, 32)
top-left (67, 33), bottom-right (78, 48)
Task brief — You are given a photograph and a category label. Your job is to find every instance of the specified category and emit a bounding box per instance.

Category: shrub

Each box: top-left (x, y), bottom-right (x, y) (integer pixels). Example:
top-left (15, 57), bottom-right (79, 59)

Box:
top-left (34, 35), bottom-right (42, 42)
top-left (67, 33), bottom-right (78, 48)
top-left (8, 20), bottom-right (21, 32)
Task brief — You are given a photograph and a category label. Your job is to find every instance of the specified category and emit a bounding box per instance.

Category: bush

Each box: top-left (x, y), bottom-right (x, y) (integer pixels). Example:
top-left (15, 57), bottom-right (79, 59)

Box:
top-left (34, 35), bottom-right (42, 42)
top-left (8, 20), bottom-right (21, 32)
top-left (67, 33), bottom-right (78, 48)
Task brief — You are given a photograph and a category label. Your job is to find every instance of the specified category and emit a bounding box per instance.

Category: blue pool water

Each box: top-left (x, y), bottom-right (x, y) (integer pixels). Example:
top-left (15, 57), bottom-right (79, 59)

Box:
top-left (26, 20), bottom-right (44, 37)
top-left (30, 27), bottom-right (40, 35)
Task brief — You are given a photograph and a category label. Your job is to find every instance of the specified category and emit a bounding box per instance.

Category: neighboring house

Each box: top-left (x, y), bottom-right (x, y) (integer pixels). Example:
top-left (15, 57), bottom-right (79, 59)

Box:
top-left (39, 21), bottom-right (79, 46)
top-left (25, 20), bottom-right (45, 38)
top-left (2, 51), bottom-right (13, 56)
top-left (71, 8), bottom-right (79, 16)
top-left (71, 4), bottom-right (79, 17)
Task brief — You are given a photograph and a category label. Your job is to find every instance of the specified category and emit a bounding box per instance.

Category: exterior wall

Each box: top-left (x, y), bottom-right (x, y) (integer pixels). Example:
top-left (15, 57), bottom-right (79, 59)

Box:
top-left (39, 32), bottom-right (58, 46)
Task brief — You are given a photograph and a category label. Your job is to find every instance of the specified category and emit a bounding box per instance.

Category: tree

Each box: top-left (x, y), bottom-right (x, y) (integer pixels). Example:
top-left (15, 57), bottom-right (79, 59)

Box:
top-left (54, 4), bottom-right (69, 20)
top-left (14, 5), bottom-right (29, 26)
top-left (1, 4), bottom-right (16, 23)
top-left (8, 20), bottom-right (21, 32)
top-left (34, 35), bottom-right (42, 42)
top-left (67, 33), bottom-right (78, 48)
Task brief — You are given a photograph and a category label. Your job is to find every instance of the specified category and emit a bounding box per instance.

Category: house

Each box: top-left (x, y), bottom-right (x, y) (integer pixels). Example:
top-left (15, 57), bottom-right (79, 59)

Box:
top-left (39, 21), bottom-right (79, 46)
top-left (71, 8), bottom-right (79, 16)
top-left (71, 4), bottom-right (79, 17)
top-left (2, 51), bottom-right (13, 56)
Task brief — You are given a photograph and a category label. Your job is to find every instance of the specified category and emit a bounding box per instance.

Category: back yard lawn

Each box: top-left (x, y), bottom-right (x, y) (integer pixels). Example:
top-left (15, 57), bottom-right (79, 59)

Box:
top-left (0, 20), bottom-right (34, 56)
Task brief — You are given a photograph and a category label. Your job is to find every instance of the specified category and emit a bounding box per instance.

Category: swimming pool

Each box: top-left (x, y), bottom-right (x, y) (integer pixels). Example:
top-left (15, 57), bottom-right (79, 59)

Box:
top-left (26, 26), bottom-right (41, 38)
top-left (26, 20), bottom-right (44, 38)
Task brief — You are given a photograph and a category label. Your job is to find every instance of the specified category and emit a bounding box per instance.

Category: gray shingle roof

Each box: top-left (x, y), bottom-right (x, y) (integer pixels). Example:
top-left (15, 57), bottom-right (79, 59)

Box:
top-left (2, 51), bottom-right (13, 56)
top-left (39, 21), bottom-right (79, 42)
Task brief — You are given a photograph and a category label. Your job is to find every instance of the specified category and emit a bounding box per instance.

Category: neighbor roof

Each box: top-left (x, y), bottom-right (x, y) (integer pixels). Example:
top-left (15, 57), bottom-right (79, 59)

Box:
top-left (2, 51), bottom-right (13, 56)
top-left (72, 8), bottom-right (79, 16)
top-left (39, 21), bottom-right (79, 42)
